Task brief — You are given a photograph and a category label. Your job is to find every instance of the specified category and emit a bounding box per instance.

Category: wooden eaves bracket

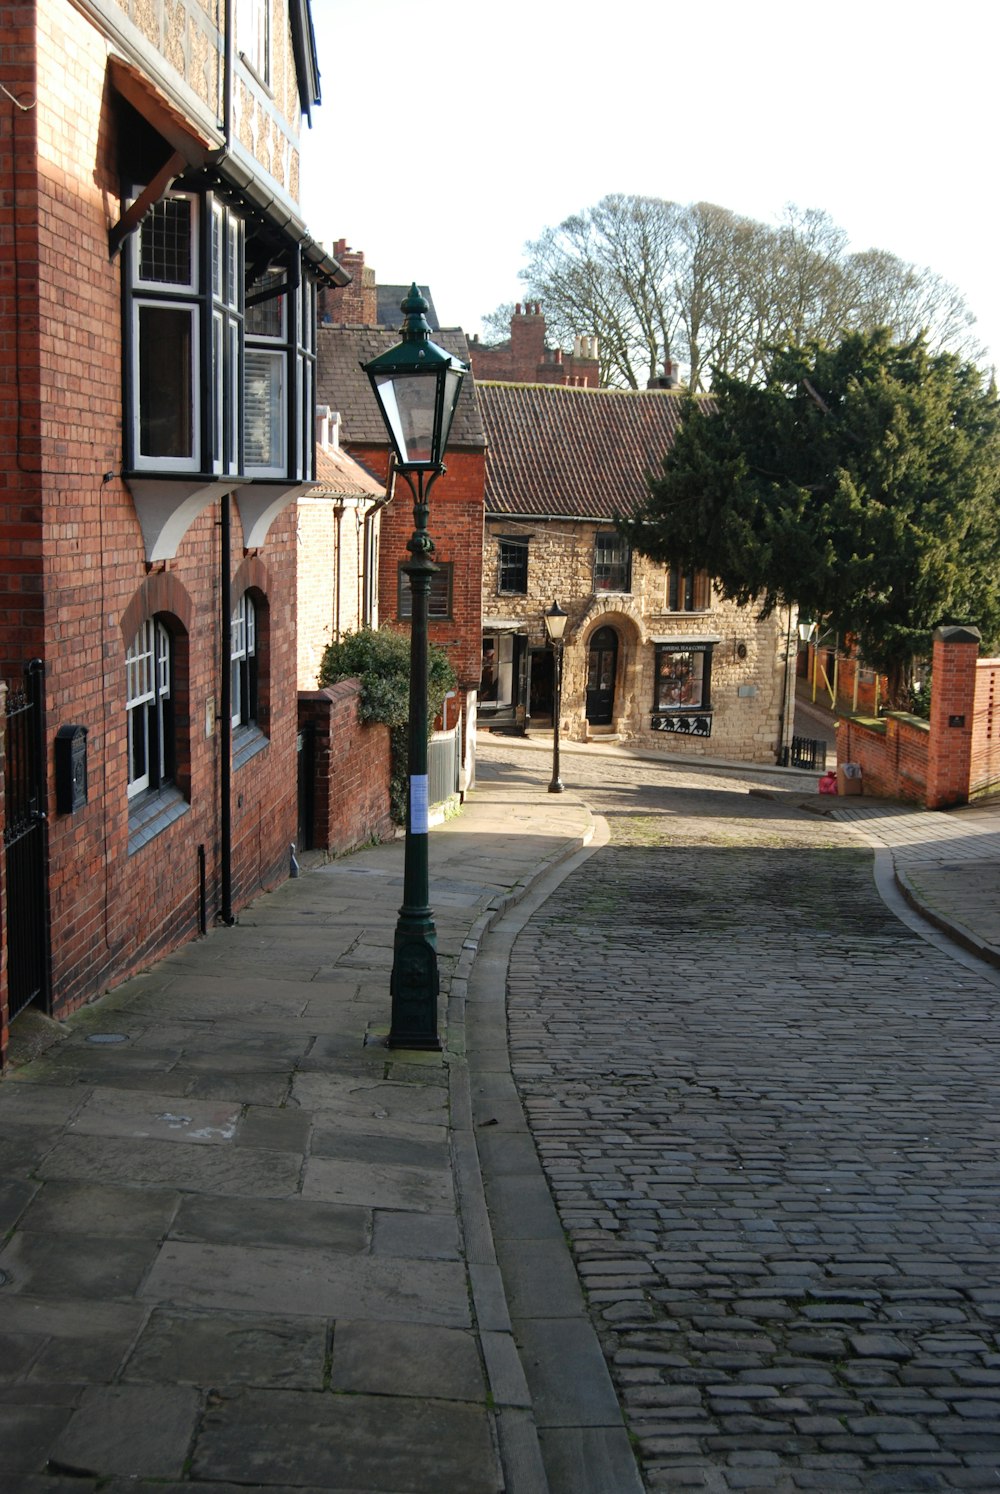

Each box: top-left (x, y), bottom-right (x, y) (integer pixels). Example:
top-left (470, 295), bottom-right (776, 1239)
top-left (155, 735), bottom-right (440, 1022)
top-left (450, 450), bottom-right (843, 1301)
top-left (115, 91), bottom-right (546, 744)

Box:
top-left (108, 149), bottom-right (186, 260)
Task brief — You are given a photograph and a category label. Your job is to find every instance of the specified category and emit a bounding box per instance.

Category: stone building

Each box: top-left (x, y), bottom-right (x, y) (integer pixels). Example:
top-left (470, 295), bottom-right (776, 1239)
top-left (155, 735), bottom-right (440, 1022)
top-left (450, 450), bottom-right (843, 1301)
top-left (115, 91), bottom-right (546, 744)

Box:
top-left (478, 383), bottom-right (793, 763)
top-left (0, 0), bottom-right (344, 1063)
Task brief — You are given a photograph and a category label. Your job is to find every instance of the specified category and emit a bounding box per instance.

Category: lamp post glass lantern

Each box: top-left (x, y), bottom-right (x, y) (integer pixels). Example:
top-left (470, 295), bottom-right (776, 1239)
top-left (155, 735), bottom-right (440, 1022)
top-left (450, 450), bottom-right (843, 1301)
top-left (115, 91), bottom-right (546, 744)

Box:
top-left (544, 600), bottom-right (567, 794)
top-left (362, 285), bottom-right (468, 1050)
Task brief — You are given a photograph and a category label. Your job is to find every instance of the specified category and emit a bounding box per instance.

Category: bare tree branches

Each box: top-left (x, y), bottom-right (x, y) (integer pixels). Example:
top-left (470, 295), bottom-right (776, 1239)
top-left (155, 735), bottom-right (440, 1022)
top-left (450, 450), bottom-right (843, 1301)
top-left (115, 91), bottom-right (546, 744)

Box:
top-left (486, 195), bottom-right (985, 390)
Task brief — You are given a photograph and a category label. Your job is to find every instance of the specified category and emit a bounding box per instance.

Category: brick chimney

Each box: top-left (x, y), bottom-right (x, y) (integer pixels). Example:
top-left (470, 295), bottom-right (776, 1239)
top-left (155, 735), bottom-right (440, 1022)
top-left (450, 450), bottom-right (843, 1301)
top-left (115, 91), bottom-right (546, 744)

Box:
top-left (318, 240), bottom-right (379, 325)
top-left (509, 302), bottom-right (546, 369)
top-left (647, 353), bottom-right (681, 390)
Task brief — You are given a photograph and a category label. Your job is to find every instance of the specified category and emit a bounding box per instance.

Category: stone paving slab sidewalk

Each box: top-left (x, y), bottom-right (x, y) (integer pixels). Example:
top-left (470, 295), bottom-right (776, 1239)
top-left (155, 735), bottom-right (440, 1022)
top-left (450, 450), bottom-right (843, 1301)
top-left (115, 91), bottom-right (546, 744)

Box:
top-left (0, 764), bottom-right (594, 1494)
top-left (4, 734), bottom-right (1000, 1493)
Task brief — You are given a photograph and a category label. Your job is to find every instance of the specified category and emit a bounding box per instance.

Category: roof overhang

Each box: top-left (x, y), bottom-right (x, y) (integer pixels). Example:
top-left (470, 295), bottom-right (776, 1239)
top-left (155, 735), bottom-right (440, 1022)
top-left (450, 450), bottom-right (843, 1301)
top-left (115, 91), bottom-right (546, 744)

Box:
top-left (108, 56), bottom-right (217, 165)
top-left (289, 0), bottom-right (322, 123)
top-left (107, 56), bottom-right (347, 287)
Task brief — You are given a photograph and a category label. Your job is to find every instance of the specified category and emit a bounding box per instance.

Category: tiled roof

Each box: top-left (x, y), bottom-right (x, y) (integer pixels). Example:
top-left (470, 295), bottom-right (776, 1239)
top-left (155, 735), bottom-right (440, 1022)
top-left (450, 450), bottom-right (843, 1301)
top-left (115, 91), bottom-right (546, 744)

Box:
top-left (376, 284), bottom-right (440, 330)
top-left (479, 383), bottom-right (711, 522)
top-left (311, 444), bottom-right (385, 499)
top-left (316, 325), bottom-right (485, 451)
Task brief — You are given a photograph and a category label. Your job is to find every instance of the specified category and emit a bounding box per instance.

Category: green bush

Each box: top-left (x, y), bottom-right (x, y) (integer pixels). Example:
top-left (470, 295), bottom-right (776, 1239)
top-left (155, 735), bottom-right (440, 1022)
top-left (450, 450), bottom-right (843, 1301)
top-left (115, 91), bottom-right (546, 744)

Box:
top-left (318, 627), bottom-right (457, 822)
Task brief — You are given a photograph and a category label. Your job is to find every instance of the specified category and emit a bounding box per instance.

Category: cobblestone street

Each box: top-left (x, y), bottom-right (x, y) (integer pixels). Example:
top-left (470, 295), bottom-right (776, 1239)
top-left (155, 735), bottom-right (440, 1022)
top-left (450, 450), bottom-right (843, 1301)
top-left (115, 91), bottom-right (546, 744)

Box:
top-left (492, 745), bottom-right (1000, 1492)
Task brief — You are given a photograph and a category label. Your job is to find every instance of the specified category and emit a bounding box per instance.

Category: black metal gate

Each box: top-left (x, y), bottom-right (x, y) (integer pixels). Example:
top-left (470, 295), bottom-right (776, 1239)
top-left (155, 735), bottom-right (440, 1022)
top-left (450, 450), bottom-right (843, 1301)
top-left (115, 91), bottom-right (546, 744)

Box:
top-left (4, 660), bottom-right (50, 1020)
top-left (779, 735), bottom-right (828, 772)
top-left (296, 724), bottom-right (315, 854)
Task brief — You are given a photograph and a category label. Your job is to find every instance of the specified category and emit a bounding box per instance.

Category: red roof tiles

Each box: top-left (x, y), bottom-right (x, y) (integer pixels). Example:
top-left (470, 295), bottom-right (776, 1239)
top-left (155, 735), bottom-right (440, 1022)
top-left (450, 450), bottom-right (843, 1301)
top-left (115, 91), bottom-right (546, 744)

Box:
top-left (479, 383), bottom-right (710, 522)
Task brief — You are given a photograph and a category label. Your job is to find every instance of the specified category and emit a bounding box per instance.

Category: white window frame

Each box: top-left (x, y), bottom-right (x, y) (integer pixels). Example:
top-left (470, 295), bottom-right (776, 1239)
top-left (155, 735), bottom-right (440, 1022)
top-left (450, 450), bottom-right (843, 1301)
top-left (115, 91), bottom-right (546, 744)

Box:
top-left (127, 619), bottom-right (171, 798)
top-left (231, 592), bottom-right (258, 728)
top-left (125, 188), bottom-right (315, 484)
top-left (244, 348), bottom-right (286, 476)
top-left (236, 0), bottom-right (270, 84)
top-left (134, 193), bottom-right (199, 293)
top-left (129, 192), bottom-right (201, 473)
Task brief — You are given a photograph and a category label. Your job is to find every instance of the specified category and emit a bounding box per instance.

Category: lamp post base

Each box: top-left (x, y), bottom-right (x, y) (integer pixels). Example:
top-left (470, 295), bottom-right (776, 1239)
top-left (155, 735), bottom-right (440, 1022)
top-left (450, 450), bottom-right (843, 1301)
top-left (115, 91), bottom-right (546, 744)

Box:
top-left (388, 912), bottom-right (441, 1051)
top-left (548, 779), bottom-right (565, 794)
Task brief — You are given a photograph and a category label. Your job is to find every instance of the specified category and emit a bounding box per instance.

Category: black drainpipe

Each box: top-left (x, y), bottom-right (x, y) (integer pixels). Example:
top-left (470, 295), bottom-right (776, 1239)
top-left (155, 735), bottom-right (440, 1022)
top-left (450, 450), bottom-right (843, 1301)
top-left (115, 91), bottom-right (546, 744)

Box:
top-left (220, 493), bottom-right (234, 924)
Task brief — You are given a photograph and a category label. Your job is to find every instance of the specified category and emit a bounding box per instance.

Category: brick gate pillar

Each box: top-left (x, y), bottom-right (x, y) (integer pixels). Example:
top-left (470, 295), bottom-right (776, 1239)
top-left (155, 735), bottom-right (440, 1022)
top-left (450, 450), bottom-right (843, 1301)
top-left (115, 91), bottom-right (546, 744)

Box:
top-left (926, 625), bottom-right (981, 809)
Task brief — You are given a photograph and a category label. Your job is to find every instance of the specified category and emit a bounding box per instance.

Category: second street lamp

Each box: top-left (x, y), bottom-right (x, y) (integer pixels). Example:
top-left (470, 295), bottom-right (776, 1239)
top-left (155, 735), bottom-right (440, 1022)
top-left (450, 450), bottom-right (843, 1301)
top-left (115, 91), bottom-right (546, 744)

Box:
top-left (544, 599), bottom-right (567, 794)
top-left (362, 285), bottom-right (468, 1050)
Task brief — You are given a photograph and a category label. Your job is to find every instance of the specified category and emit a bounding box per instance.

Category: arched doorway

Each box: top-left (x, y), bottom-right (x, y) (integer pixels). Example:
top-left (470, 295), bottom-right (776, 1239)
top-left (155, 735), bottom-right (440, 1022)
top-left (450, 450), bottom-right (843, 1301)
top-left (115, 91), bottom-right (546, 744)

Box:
top-left (586, 626), bottom-right (618, 725)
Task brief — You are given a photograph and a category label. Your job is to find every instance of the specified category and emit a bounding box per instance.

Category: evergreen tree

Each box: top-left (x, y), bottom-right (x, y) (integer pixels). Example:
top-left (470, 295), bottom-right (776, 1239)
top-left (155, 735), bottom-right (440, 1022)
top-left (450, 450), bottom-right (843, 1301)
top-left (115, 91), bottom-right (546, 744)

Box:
top-left (622, 330), bottom-right (1000, 705)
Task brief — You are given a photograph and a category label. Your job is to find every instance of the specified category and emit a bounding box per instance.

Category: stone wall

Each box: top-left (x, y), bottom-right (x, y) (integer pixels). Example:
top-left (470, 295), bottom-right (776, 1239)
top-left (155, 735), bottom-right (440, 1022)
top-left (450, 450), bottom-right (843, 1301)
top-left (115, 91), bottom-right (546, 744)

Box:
top-left (483, 518), bottom-right (788, 764)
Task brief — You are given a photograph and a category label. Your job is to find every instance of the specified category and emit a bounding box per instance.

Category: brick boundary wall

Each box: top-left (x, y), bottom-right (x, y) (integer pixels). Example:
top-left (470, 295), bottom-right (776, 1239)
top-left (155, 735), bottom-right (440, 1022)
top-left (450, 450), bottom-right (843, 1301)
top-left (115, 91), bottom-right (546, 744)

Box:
top-left (835, 627), bottom-right (1000, 809)
top-left (298, 682), bottom-right (394, 855)
top-left (837, 713), bottom-right (930, 804)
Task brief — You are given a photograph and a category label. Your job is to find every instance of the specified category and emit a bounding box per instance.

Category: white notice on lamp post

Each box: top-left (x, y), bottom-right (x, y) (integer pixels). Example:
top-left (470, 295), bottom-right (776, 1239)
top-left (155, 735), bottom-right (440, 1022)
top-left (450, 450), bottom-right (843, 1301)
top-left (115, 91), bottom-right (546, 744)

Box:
top-left (410, 774), bottom-right (429, 835)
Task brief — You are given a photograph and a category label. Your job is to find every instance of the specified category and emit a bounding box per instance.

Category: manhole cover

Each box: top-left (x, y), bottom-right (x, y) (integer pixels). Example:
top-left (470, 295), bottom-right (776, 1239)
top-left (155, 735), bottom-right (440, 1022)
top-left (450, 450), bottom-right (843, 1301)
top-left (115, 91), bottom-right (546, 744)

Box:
top-left (85, 1033), bottom-right (128, 1045)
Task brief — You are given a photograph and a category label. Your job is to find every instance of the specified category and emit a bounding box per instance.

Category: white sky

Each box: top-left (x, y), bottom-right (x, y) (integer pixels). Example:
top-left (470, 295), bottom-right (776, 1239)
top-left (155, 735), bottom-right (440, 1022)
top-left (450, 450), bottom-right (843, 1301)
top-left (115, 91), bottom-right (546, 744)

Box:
top-left (301, 0), bottom-right (999, 371)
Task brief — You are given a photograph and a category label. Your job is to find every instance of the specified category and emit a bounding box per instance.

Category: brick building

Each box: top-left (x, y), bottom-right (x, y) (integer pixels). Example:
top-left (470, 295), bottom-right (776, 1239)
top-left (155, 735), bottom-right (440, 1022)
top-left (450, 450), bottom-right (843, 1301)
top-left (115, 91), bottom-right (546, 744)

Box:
top-left (297, 409), bottom-right (386, 690)
top-left (468, 303), bottom-right (600, 387)
top-left (316, 308), bottom-right (486, 792)
top-left (0, 0), bottom-right (345, 1063)
top-left (478, 383), bottom-right (792, 763)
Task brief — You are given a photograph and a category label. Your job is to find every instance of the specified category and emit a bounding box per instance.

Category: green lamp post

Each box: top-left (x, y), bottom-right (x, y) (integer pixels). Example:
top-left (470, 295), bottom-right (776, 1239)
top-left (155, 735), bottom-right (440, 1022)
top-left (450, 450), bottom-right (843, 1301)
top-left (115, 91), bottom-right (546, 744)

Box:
top-left (362, 286), bottom-right (468, 1050)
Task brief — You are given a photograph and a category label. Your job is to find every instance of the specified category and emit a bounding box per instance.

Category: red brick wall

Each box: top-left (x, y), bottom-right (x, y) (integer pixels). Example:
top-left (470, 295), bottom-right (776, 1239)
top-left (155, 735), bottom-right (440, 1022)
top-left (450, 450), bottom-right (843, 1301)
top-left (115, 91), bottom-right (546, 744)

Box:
top-left (347, 444), bottom-right (485, 694)
top-left (926, 630), bottom-right (978, 809)
top-left (468, 304), bottom-right (599, 387)
top-left (835, 630), bottom-right (989, 809)
top-left (0, 1), bottom-right (300, 1026)
top-left (971, 659), bottom-right (1000, 799)
top-left (837, 715), bottom-right (930, 804)
top-left (299, 681), bottom-right (393, 853)
top-left (1, 2), bottom-right (50, 671)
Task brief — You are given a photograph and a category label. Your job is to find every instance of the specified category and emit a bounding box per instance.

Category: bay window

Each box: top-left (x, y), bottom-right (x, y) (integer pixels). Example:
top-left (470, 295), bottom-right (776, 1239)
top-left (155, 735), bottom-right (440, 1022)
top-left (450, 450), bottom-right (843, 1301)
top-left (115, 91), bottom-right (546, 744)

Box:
top-left (124, 186), bottom-right (315, 484)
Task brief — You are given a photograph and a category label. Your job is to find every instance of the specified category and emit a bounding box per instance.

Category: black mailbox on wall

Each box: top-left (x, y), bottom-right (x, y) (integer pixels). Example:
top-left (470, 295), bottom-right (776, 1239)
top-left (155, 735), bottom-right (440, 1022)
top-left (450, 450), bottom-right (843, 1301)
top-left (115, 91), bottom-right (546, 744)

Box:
top-left (55, 724), bottom-right (88, 813)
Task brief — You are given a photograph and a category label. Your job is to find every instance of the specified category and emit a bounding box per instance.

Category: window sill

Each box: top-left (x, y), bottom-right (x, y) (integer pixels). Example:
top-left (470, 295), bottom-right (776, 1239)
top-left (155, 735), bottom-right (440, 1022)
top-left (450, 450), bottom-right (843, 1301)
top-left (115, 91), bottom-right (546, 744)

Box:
top-left (234, 724), bottom-right (268, 770)
top-left (128, 784), bottom-right (188, 854)
top-left (238, 51), bottom-right (274, 99)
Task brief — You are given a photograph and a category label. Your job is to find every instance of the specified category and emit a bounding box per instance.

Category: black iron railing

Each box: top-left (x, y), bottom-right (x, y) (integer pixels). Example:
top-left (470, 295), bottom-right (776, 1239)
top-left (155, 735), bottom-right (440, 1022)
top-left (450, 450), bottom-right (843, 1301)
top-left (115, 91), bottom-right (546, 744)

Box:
top-left (779, 736), bottom-right (828, 771)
